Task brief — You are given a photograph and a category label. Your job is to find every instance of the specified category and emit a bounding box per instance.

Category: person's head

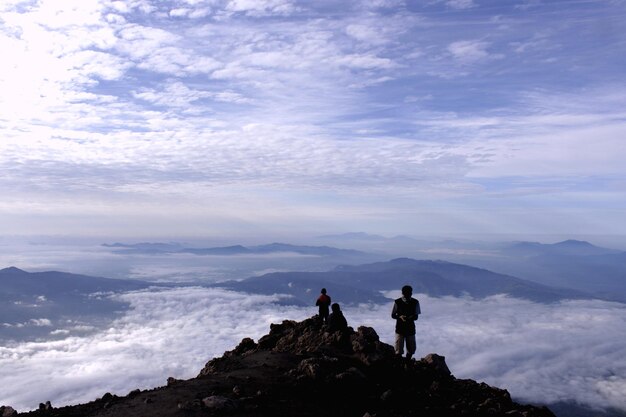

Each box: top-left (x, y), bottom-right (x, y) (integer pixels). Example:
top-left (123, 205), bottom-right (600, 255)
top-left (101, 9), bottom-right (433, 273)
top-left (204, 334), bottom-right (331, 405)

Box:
top-left (331, 303), bottom-right (341, 313)
top-left (321, 288), bottom-right (327, 294)
top-left (401, 285), bottom-right (413, 297)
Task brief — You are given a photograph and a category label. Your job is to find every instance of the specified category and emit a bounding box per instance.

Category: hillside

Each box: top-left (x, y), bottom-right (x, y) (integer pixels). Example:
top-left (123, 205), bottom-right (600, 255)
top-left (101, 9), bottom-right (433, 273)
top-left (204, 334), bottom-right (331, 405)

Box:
top-left (474, 241), bottom-right (626, 301)
top-left (10, 317), bottom-right (555, 417)
top-left (0, 267), bottom-right (152, 342)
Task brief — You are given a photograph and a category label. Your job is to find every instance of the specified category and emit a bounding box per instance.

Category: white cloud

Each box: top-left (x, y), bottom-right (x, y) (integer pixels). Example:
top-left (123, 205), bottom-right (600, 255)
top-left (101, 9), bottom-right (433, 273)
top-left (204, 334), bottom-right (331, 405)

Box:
top-left (21, 0), bottom-right (105, 30)
top-left (213, 90), bottom-right (253, 103)
top-left (169, 7), bottom-right (191, 17)
top-left (0, 0), bottom-right (32, 13)
top-left (0, 287), bottom-right (309, 410)
top-left (0, 3), bottom-right (126, 122)
top-left (446, 0), bottom-right (475, 9)
top-left (428, 0), bottom-right (476, 9)
top-left (358, 0), bottom-right (405, 10)
top-left (337, 53), bottom-right (396, 69)
top-left (345, 24), bottom-right (389, 45)
top-left (3, 318), bottom-right (52, 328)
top-left (224, 0), bottom-right (299, 16)
top-left (1, 288), bottom-right (625, 413)
top-left (447, 40), bottom-right (494, 63)
top-left (116, 24), bottom-right (181, 58)
top-left (30, 319), bottom-right (52, 327)
top-left (466, 122), bottom-right (626, 178)
top-left (132, 81), bottom-right (214, 107)
top-left (443, 87), bottom-right (626, 180)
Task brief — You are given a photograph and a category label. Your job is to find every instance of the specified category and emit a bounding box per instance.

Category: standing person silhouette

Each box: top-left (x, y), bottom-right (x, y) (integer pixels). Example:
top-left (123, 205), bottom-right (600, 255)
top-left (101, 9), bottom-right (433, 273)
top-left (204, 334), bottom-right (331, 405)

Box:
top-left (316, 288), bottom-right (331, 324)
top-left (391, 285), bottom-right (421, 359)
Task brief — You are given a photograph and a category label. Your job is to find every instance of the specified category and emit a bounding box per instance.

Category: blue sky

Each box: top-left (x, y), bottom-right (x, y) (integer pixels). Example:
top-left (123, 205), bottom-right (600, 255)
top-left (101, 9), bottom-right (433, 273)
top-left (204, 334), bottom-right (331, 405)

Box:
top-left (1, 0), bottom-right (625, 240)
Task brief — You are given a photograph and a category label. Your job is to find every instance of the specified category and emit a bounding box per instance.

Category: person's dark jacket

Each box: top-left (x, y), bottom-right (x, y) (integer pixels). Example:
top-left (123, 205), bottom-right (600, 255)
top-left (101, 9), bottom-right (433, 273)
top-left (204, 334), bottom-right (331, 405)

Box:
top-left (316, 294), bottom-right (331, 314)
top-left (391, 297), bottom-right (420, 335)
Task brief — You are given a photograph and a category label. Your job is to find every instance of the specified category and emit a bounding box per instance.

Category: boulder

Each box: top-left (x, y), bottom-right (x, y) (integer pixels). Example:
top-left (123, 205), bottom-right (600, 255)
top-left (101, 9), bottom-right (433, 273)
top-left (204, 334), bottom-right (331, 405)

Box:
top-left (0, 406), bottom-right (18, 417)
top-left (422, 353), bottom-right (451, 376)
top-left (351, 326), bottom-right (394, 365)
top-left (202, 395), bottom-right (238, 411)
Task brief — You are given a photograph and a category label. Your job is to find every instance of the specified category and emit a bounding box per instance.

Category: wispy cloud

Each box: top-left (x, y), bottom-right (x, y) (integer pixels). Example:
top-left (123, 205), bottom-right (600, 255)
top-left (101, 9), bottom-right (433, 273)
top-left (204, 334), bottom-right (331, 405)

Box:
top-left (445, 0), bottom-right (475, 9)
top-left (0, 0), bottom-right (625, 237)
top-left (447, 40), bottom-right (497, 63)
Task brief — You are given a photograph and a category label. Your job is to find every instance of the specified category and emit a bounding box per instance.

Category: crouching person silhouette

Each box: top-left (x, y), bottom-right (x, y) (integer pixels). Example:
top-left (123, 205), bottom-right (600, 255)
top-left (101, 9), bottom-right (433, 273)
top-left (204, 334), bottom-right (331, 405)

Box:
top-left (392, 285), bottom-right (421, 359)
top-left (328, 303), bottom-right (348, 332)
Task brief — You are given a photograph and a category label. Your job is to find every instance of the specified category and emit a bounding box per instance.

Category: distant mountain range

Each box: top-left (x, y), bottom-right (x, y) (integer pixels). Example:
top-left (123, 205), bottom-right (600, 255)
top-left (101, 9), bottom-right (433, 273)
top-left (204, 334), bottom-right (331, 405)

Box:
top-left (216, 257), bottom-right (589, 305)
top-left (503, 239), bottom-right (620, 257)
top-left (0, 266), bottom-right (148, 296)
top-left (103, 242), bottom-right (366, 257)
top-left (491, 240), bottom-right (626, 302)
top-left (0, 267), bottom-right (152, 342)
top-left (0, 253), bottom-right (608, 343)
top-left (348, 238), bottom-right (626, 303)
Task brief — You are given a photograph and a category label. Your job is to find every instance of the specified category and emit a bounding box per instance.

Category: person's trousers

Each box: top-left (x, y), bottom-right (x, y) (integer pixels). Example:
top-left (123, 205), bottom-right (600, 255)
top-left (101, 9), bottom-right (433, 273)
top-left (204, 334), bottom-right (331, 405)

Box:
top-left (319, 310), bottom-right (329, 324)
top-left (395, 333), bottom-right (416, 356)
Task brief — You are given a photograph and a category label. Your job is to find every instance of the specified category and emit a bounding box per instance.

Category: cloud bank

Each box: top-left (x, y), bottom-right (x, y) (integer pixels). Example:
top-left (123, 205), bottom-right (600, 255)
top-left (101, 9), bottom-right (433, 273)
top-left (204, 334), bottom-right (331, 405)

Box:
top-left (0, 287), bottom-right (309, 410)
top-left (1, 288), bottom-right (625, 412)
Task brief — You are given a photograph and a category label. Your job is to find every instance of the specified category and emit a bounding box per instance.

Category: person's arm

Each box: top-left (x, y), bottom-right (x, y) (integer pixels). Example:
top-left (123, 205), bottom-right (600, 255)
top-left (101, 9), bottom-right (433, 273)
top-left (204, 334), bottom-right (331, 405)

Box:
top-left (391, 301), bottom-right (399, 319)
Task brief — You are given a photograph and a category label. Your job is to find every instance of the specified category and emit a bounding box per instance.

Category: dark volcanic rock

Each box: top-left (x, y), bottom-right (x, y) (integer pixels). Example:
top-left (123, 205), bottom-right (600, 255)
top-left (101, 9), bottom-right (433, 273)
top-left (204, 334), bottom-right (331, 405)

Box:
top-left (1, 406), bottom-right (18, 417)
top-left (423, 353), bottom-right (451, 376)
top-left (20, 316), bottom-right (555, 417)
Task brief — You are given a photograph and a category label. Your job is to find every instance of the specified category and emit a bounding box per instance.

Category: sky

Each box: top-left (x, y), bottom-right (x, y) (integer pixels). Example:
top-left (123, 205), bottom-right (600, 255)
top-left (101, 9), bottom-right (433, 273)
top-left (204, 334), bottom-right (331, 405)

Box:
top-left (1, 288), bottom-right (625, 412)
top-left (1, 0), bottom-right (625, 240)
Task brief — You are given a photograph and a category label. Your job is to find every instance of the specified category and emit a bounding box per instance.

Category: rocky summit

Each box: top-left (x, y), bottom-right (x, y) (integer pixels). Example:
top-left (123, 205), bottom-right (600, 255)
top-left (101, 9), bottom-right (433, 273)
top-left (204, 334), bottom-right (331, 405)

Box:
top-left (12, 317), bottom-right (555, 417)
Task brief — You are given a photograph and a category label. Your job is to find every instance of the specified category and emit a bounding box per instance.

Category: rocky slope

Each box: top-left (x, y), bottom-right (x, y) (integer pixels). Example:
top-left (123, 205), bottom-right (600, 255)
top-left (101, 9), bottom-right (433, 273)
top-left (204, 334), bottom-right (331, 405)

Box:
top-left (10, 317), bottom-right (555, 417)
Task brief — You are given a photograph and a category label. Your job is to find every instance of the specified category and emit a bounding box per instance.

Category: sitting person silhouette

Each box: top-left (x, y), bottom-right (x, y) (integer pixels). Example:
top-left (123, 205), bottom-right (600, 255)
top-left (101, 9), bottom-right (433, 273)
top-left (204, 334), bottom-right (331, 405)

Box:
top-left (327, 302), bottom-right (348, 332)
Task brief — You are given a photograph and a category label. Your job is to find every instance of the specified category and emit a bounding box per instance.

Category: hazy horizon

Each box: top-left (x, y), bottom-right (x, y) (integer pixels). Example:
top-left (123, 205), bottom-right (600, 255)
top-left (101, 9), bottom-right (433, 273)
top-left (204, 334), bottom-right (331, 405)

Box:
top-left (2, 232), bottom-right (625, 283)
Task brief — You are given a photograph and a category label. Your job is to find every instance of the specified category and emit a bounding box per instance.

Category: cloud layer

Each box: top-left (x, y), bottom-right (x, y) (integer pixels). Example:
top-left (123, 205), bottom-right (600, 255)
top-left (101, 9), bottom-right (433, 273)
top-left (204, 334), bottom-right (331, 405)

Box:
top-left (1, 288), bottom-right (625, 412)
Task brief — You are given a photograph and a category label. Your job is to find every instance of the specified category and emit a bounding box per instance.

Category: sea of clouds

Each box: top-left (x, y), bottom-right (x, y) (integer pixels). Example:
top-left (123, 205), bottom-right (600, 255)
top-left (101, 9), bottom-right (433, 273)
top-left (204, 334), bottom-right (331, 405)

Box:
top-left (1, 287), bottom-right (625, 412)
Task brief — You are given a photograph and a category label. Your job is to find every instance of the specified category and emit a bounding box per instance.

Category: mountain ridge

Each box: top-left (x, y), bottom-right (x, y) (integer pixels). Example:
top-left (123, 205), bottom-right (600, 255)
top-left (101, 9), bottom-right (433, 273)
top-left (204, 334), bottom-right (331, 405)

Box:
top-left (0, 267), bottom-right (154, 343)
top-left (505, 240), bottom-right (619, 257)
top-left (102, 242), bottom-right (367, 257)
top-left (218, 257), bottom-right (591, 304)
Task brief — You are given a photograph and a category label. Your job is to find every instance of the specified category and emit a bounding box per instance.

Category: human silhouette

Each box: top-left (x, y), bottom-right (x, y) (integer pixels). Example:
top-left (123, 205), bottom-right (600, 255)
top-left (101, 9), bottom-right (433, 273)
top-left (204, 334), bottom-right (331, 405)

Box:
top-left (391, 285), bottom-right (421, 359)
top-left (327, 302), bottom-right (348, 332)
top-left (315, 288), bottom-right (331, 324)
